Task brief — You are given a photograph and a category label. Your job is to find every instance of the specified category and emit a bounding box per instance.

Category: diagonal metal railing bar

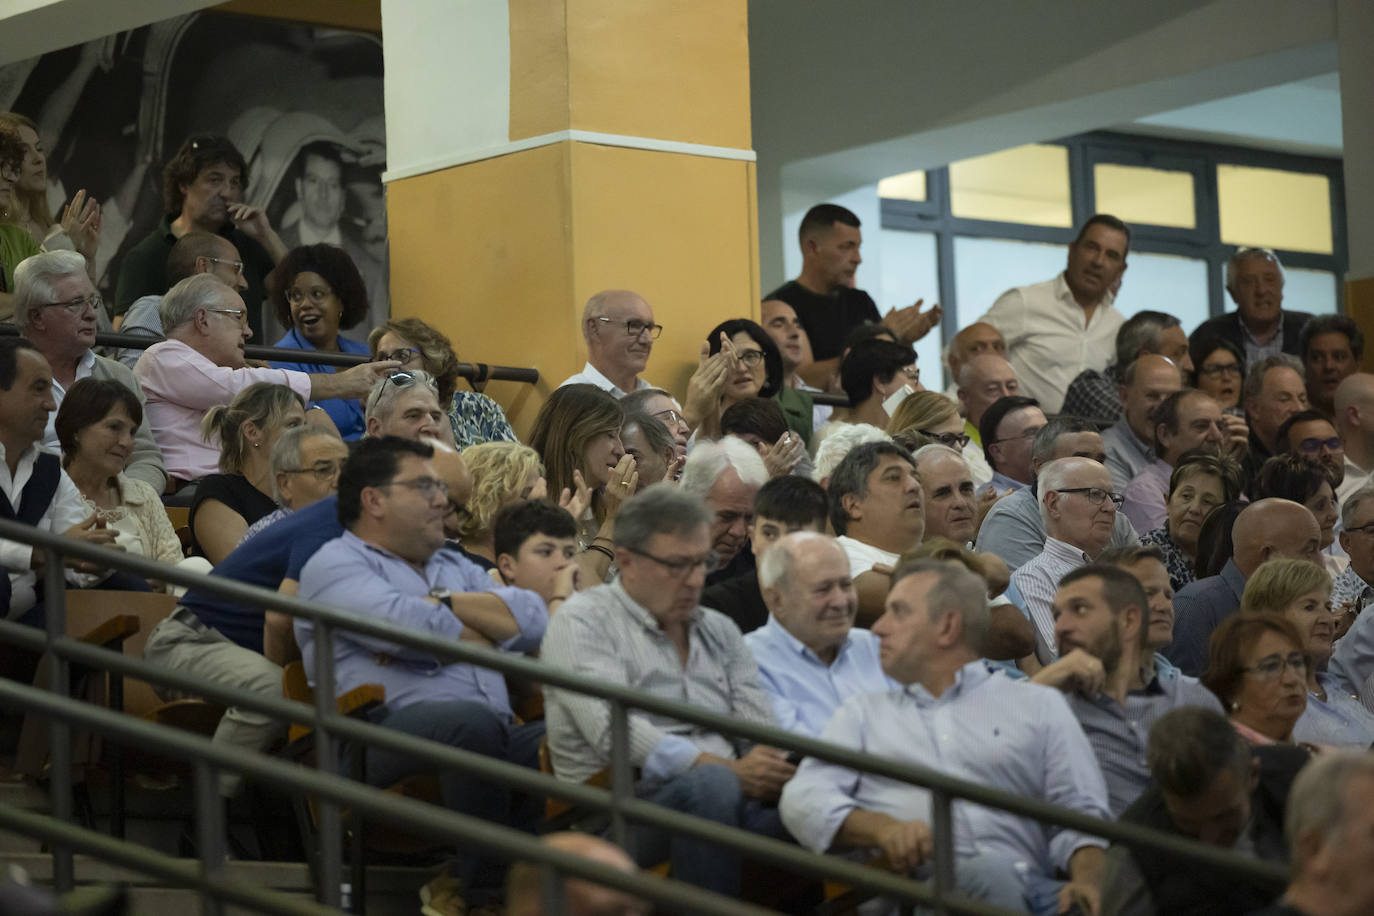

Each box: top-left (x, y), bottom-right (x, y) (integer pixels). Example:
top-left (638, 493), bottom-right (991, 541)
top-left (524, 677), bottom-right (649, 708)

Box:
top-left (0, 517), bottom-right (1291, 884)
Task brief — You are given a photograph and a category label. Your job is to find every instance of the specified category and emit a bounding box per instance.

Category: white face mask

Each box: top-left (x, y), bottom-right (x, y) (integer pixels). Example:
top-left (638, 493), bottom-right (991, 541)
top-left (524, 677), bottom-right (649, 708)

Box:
top-left (881, 383), bottom-right (916, 419)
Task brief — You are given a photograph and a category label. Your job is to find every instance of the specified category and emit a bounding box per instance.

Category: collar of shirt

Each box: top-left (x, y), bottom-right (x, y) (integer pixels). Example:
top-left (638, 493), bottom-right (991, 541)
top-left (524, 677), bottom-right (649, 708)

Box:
top-left (1111, 418), bottom-right (1154, 464)
top-left (578, 361), bottom-right (644, 398)
top-left (1240, 316), bottom-right (1283, 352)
top-left (900, 657), bottom-right (993, 707)
top-left (963, 419), bottom-right (982, 448)
top-left (984, 470), bottom-right (1027, 494)
top-left (344, 529), bottom-right (449, 585)
top-left (612, 579), bottom-right (704, 634)
top-left (296, 221), bottom-right (343, 247)
top-left (1043, 535), bottom-right (1093, 566)
top-left (759, 614), bottom-right (855, 667)
top-left (0, 440), bottom-right (48, 495)
top-left (1053, 271), bottom-right (1114, 312)
top-left (50, 348), bottom-right (96, 400)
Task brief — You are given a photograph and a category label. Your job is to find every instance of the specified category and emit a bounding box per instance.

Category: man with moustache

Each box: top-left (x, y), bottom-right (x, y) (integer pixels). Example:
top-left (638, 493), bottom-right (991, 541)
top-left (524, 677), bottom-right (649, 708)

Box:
top-left (560, 289), bottom-right (659, 397)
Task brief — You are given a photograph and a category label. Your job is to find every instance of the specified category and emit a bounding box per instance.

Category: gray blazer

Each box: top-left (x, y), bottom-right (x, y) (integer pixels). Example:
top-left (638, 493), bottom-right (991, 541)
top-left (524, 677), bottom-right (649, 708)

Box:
top-left (88, 354), bottom-right (168, 493)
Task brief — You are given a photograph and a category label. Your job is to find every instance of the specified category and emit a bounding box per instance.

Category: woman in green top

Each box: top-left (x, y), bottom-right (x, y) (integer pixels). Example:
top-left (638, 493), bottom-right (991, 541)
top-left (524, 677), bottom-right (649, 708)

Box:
top-left (0, 125), bottom-right (42, 316)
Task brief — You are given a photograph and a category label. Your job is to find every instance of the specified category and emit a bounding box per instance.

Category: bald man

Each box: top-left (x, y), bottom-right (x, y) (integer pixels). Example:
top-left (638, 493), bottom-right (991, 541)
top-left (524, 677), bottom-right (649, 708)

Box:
top-left (1165, 499), bottom-right (1322, 676)
top-left (1101, 354), bottom-right (1182, 490)
top-left (760, 298), bottom-right (826, 442)
top-left (559, 289), bottom-right (658, 397)
top-left (1335, 373), bottom-right (1374, 502)
top-left (506, 833), bottom-right (648, 916)
top-left (944, 322), bottom-right (1006, 397)
top-left (956, 353), bottom-right (1019, 488)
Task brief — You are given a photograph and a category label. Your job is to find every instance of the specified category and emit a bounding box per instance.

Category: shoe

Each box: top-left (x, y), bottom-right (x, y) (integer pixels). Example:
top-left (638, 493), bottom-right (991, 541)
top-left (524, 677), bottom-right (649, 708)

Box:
top-left (420, 874), bottom-right (467, 916)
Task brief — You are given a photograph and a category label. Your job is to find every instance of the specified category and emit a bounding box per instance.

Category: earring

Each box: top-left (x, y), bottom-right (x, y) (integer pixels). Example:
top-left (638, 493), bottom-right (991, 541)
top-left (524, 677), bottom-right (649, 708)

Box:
top-left (1230, 701), bottom-right (1241, 712)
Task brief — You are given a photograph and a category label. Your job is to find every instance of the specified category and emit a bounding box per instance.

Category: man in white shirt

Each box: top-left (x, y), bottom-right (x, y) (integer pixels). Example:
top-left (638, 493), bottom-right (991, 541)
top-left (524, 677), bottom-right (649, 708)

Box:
top-left (558, 290), bottom-right (658, 397)
top-left (981, 214), bottom-right (1130, 413)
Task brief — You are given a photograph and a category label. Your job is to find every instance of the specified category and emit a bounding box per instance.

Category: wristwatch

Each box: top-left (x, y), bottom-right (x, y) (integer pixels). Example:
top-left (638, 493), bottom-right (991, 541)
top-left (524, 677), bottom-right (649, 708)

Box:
top-left (428, 587), bottom-right (453, 609)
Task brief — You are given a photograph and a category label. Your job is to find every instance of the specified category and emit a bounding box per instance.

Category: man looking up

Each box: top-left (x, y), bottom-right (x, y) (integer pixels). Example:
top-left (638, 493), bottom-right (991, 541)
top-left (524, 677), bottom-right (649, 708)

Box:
top-left (15, 251), bottom-right (166, 492)
top-left (559, 290), bottom-right (659, 397)
top-left (1192, 247), bottom-right (1312, 365)
top-left (1062, 310), bottom-right (1192, 427)
top-left (981, 213), bottom-right (1129, 413)
top-left (1333, 373), bottom-right (1374, 501)
top-left (780, 559), bottom-right (1110, 914)
top-left (765, 203), bottom-right (939, 387)
top-left (1101, 354), bottom-right (1182, 490)
top-left (978, 395), bottom-right (1045, 496)
top-left (912, 445), bottom-right (977, 546)
top-left (1300, 314), bottom-right (1363, 420)
top-left (956, 353), bottom-right (1019, 489)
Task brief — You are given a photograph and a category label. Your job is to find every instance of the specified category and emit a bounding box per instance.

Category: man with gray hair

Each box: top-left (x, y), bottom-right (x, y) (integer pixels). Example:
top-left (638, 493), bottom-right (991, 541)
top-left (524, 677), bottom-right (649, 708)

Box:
top-left (237, 424), bottom-right (348, 544)
top-left (1329, 484), bottom-right (1374, 707)
top-left (133, 273), bottom-right (391, 483)
top-left (678, 435), bottom-right (769, 585)
top-left (781, 558), bottom-right (1110, 914)
top-left (15, 250), bottom-right (167, 491)
top-left (558, 289), bottom-right (659, 397)
top-left (1242, 353), bottom-right (1309, 482)
top-left (1062, 310), bottom-right (1193, 428)
top-left (1011, 457), bottom-right (1122, 665)
top-left (541, 484), bottom-right (791, 897)
top-left (1190, 246), bottom-right (1312, 366)
top-left (912, 444), bottom-right (977, 545)
top-left (363, 368), bottom-right (449, 443)
top-left (746, 531), bottom-right (894, 737)
top-left (975, 417), bottom-right (1139, 569)
top-left (1253, 751), bottom-right (1374, 916)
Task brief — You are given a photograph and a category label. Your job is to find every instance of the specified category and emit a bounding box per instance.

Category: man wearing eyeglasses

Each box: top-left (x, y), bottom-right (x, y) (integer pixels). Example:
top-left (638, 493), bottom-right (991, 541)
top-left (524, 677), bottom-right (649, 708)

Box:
top-left (296, 436), bottom-right (551, 914)
top-left (1191, 247), bottom-right (1312, 367)
top-left (541, 484), bottom-right (791, 897)
top-left (13, 251), bottom-right (167, 493)
top-left (956, 353), bottom-right (1020, 490)
top-left (559, 289), bottom-right (660, 398)
top-left (977, 395), bottom-right (1045, 497)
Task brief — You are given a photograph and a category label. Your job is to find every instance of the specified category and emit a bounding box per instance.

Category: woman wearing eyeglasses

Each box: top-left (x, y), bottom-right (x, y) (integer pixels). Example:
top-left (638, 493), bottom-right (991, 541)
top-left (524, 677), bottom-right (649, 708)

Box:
top-left (266, 244), bottom-right (373, 439)
top-left (1254, 455), bottom-right (1348, 578)
top-left (191, 383), bottom-right (306, 564)
top-left (684, 319), bottom-right (788, 442)
top-left (1202, 613), bottom-right (1312, 748)
top-left (886, 390), bottom-right (965, 445)
top-left (1239, 559), bottom-right (1374, 748)
top-left (1188, 336), bottom-right (1246, 414)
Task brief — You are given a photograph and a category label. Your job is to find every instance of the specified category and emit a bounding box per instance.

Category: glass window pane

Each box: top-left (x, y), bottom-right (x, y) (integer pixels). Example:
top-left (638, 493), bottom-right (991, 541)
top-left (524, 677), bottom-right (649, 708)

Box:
top-left (1283, 268), bottom-right (1338, 316)
top-left (1093, 163), bottom-right (1196, 229)
top-left (878, 170), bottom-right (926, 202)
top-left (1113, 252), bottom-right (1210, 334)
top-left (877, 228), bottom-right (941, 385)
top-left (949, 144), bottom-right (1072, 227)
top-left (1217, 165), bottom-right (1333, 254)
top-left (954, 236), bottom-right (1067, 325)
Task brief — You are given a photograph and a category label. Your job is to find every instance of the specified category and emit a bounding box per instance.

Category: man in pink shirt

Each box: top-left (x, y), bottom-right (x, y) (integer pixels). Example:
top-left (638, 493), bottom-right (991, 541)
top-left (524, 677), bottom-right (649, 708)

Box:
top-left (134, 273), bottom-right (392, 485)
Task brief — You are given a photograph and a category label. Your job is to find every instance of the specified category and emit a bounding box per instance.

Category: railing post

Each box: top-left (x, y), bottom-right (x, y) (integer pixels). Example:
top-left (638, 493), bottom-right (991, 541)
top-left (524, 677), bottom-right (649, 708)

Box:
top-left (44, 546), bottom-right (73, 892)
top-left (312, 620), bottom-right (342, 908)
top-left (609, 700), bottom-right (632, 854)
top-left (194, 760), bottom-right (226, 916)
top-left (930, 788), bottom-right (955, 916)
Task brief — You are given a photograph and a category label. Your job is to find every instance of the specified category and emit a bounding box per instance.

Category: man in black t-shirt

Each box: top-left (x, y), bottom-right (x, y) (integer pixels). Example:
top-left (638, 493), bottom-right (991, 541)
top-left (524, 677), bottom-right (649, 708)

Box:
top-left (763, 203), bottom-right (940, 388)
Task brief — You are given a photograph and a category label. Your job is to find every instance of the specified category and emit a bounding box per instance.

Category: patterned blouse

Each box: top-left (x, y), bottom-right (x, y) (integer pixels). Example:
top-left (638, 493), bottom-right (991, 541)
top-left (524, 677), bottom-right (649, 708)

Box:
top-left (448, 390), bottom-right (518, 450)
top-left (1140, 525), bottom-right (1196, 593)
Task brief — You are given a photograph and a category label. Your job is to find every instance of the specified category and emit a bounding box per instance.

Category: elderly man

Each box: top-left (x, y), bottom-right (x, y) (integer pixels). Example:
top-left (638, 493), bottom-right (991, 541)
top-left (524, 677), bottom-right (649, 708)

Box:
top-left (133, 273), bottom-right (389, 484)
top-left (913, 445), bottom-right (977, 545)
top-left (780, 559), bottom-right (1110, 914)
top-left (559, 290), bottom-right (659, 397)
top-left (14, 251), bottom-right (166, 492)
top-left (1243, 354), bottom-right (1309, 473)
top-left (978, 395), bottom-right (1045, 496)
top-left (114, 231), bottom-right (250, 369)
top-left (975, 417), bottom-right (1140, 569)
top-left (956, 353), bottom-right (1018, 488)
top-left (1101, 707), bottom-right (1301, 916)
top-left (1121, 389), bottom-right (1243, 533)
top-left (238, 425), bottom-right (349, 543)
top-left (1165, 498), bottom-right (1322, 677)
top-left (760, 298), bottom-right (826, 440)
top-left (622, 387), bottom-right (690, 463)
top-left (980, 214), bottom-right (1129, 413)
top-left (1330, 486), bottom-right (1374, 706)
top-left (943, 321), bottom-right (1005, 399)
top-left (1101, 354), bottom-right (1182, 491)
top-left (1300, 315), bottom-right (1363, 420)
top-left (765, 203), bottom-right (938, 387)
top-left (1191, 247), bottom-right (1313, 366)
top-left (541, 485), bottom-right (791, 896)
top-left (746, 532), bottom-right (893, 737)
top-left (115, 135), bottom-right (286, 340)
top-left (1011, 457), bottom-right (1122, 665)
top-left (1256, 752), bottom-right (1374, 916)
top-left (1333, 374), bottom-right (1374, 501)
top-left (296, 437), bottom-right (548, 914)
top-left (1062, 310), bottom-right (1193, 428)
top-left (678, 436), bottom-right (769, 585)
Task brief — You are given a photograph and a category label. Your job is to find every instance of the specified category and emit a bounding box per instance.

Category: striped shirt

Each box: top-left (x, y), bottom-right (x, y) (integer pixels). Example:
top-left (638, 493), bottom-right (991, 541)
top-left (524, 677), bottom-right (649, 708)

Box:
top-left (539, 580), bottom-right (776, 788)
top-left (1011, 537), bottom-right (1092, 665)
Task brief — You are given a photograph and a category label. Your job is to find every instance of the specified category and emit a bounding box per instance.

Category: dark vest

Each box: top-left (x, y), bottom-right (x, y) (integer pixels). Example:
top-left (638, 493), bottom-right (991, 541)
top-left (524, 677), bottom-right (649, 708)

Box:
top-left (0, 451), bottom-right (62, 612)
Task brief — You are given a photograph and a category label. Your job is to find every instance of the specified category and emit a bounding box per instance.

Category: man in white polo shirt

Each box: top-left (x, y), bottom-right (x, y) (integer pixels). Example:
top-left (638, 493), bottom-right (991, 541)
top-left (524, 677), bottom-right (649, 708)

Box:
top-left (559, 289), bottom-right (658, 397)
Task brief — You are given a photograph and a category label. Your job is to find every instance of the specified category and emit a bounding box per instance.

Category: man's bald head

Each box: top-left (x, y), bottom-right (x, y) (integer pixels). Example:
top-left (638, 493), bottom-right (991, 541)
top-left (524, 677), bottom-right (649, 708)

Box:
top-left (1231, 498), bottom-right (1322, 577)
top-left (957, 354), bottom-right (1019, 427)
top-left (581, 289), bottom-right (656, 383)
top-left (507, 833), bottom-right (646, 916)
top-left (947, 322), bottom-right (1006, 378)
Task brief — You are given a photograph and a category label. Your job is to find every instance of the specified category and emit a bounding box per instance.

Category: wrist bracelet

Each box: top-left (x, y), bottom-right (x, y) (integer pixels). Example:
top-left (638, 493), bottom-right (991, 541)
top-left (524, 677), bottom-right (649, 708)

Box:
top-left (584, 543), bottom-right (614, 560)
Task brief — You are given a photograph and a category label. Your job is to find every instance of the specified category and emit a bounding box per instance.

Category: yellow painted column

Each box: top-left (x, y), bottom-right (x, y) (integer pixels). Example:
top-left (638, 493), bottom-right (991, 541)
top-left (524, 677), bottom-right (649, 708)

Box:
top-left (381, 0), bottom-right (757, 435)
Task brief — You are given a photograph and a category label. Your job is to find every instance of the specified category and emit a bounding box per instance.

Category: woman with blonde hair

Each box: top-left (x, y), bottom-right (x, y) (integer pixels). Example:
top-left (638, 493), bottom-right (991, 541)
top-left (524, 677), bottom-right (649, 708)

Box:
top-left (190, 383), bottom-right (305, 563)
top-left (886, 391), bottom-right (966, 449)
top-left (454, 442), bottom-right (545, 569)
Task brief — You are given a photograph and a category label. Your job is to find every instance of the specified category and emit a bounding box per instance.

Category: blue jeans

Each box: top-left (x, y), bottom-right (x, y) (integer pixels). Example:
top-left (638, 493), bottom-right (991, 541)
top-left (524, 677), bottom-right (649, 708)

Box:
top-left (636, 764), bottom-right (788, 896)
top-left (363, 700), bottom-right (544, 904)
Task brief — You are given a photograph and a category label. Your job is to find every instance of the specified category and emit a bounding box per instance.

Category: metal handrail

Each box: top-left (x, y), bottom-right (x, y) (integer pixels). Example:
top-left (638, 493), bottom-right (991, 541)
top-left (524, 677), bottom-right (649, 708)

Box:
top-left (0, 517), bottom-right (1288, 913)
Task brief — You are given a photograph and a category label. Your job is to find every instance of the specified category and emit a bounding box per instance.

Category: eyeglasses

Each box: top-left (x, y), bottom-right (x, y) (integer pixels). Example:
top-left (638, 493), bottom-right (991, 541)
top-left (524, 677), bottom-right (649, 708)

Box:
top-left (1055, 487), bottom-right (1125, 509)
top-left (1198, 363), bottom-right (1242, 379)
top-left (1296, 436), bottom-right (1342, 454)
top-left (624, 545), bottom-right (720, 577)
top-left (736, 350), bottom-right (766, 368)
top-left (595, 317), bottom-right (663, 340)
top-left (205, 307), bottom-right (247, 325)
top-left (377, 347), bottom-right (421, 365)
top-left (379, 370), bottom-right (418, 394)
top-left (378, 476), bottom-right (449, 499)
top-left (991, 426), bottom-right (1045, 445)
top-left (1346, 521), bottom-right (1374, 537)
top-left (286, 286), bottom-right (335, 306)
top-left (897, 366), bottom-right (921, 383)
top-left (205, 257), bottom-right (244, 277)
top-left (1241, 651), bottom-right (1308, 681)
top-left (39, 293), bottom-right (101, 314)
top-left (920, 429), bottom-right (970, 450)
top-left (652, 407), bottom-right (685, 428)
top-left (282, 460), bottom-right (344, 482)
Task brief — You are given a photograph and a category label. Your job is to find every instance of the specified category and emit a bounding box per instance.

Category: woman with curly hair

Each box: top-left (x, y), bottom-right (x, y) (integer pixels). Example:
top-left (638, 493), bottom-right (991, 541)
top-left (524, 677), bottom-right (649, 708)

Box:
top-left (368, 316), bottom-right (517, 449)
top-left (0, 113), bottom-right (99, 277)
top-left (453, 441), bottom-right (545, 569)
top-left (267, 244), bottom-right (374, 439)
top-left (0, 124), bottom-right (41, 317)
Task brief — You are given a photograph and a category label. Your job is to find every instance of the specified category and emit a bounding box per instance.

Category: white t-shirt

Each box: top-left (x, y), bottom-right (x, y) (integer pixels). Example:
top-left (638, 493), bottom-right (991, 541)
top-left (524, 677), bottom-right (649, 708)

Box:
top-left (836, 535), bottom-right (900, 578)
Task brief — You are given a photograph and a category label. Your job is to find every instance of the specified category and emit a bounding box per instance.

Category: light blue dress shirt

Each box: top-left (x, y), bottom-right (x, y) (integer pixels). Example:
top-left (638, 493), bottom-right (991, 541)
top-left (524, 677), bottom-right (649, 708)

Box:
top-left (1293, 672), bottom-right (1374, 748)
top-left (779, 660), bottom-right (1110, 884)
top-left (744, 617), bottom-right (897, 737)
top-left (295, 530), bottom-right (548, 716)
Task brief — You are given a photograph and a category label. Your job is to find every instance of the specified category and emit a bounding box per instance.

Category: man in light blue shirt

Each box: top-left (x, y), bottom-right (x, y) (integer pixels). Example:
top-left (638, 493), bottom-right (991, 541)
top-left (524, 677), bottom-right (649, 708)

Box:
top-left (295, 436), bottom-right (550, 910)
top-left (746, 532), bottom-right (895, 737)
top-left (779, 558), bottom-right (1110, 916)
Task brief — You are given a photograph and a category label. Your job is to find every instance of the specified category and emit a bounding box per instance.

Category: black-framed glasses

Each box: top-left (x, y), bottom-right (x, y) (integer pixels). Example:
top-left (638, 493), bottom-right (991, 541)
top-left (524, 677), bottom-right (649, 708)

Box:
top-left (736, 350), bottom-right (765, 368)
top-left (624, 545), bottom-right (719, 577)
top-left (205, 257), bottom-right (244, 277)
top-left (377, 347), bottom-right (421, 365)
top-left (920, 429), bottom-right (970, 450)
top-left (990, 426), bottom-right (1044, 445)
top-left (282, 460), bottom-right (344, 482)
top-left (1297, 436), bottom-right (1342, 454)
top-left (1198, 362), bottom-right (1242, 378)
top-left (286, 285), bottom-right (334, 306)
top-left (1240, 652), bottom-right (1308, 681)
top-left (378, 476), bottom-right (449, 499)
top-left (39, 293), bottom-right (101, 314)
top-left (596, 317), bottom-right (663, 340)
top-left (1055, 487), bottom-right (1125, 509)
top-left (379, 370), bottom-right (417, 395)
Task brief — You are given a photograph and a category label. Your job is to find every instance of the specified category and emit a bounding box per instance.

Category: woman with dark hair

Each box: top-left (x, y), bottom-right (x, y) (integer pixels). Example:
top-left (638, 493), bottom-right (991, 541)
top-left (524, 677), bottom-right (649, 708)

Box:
top-left (0, 126), bottom-right (41, 312)
top-left (1189, 336), bottom-right (1246, 413)
top-left (1202, 613), bottom-right (1311, 748)
top-left (267, 244), bottom-right (373, 439)
top-left (1254, 455), bottom-right (1346, 577)
top-left (1194, 501), bottom-right (1244, 581)
top-left (684, 318), bottom-right (785, 442)
top-left (1140, 452), bottom-right (1243, 591)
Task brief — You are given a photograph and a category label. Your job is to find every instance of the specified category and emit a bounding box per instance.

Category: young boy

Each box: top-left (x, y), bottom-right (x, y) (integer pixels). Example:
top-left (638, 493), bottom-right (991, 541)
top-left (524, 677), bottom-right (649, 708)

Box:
top-left (702, 475), bottom-right (830, 633)
top-left (491, 500), bottom-right (580, 607)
